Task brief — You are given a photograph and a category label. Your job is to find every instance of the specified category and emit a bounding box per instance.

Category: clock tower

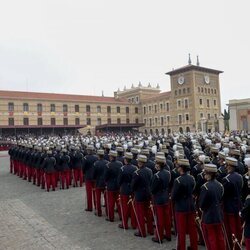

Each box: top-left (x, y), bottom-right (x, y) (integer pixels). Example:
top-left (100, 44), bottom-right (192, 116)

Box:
top-left (166, 60), bottom-right (223, 133)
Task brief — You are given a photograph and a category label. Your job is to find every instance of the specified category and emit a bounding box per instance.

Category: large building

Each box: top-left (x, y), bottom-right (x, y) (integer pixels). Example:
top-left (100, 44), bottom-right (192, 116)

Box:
top-left (228, 98), bottom-right (250, 131)
top-left (0, 60), bottom-right (223, 136)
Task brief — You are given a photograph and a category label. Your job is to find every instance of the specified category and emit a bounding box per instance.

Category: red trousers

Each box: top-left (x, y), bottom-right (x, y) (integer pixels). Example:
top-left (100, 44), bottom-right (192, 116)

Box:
top-left (10, 160), bottom-right (13, 173)
top-left (73, 169), bottom-right (83, 187)
top-left (95, 187), bottom-right (105, 216)
top-left (85, 180), bottom-right (94, 210)
top-left (119, 195), bottom-right (136, 229)
top-left (202, 223), bottom-right (226, 250)
top-left (41, 170), bottom-right (45, 189)
top-left (175, 212), bottom-right (198, 250)
top-left (36, 169), bottom-right (41, 186)
top-left (134, 201), bottom-right (153, 237)
top-left (14, 160), bottom-right (18, 175)
top-left (61, 170), bottom-right (71, 189)
top-left (153, 203), bottom-right (171, 241)
top-left (45, 173), bottom-right (56, 191)
top-left (246, 237), bottom-right (250, 250)
top-left (224, 213), bottom-right (242, 250)
top-left (106, 190), bottom-right (120, 221)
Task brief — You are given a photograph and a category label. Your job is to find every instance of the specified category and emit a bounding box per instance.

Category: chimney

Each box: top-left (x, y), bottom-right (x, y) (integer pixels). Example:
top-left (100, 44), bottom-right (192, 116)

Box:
top-left (114, 91), bottom-right (118, 99)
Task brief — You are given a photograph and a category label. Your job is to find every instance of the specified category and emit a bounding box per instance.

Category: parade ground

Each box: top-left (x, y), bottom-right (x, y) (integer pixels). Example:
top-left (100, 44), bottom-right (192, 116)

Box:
top-left (0, 151), bottom-right (205, 250)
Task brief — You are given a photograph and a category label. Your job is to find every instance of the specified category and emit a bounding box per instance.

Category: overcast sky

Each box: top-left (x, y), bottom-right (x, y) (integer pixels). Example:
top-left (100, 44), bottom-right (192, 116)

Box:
top-left (0, 0), bottom-right (249, 110)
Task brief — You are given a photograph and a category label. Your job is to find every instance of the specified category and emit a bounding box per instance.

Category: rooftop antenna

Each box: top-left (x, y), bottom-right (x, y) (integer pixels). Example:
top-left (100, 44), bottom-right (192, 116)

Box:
top-left (188, 53), bottom-right (192, 65)
top-left (196, 55), bottom-right (200, 66)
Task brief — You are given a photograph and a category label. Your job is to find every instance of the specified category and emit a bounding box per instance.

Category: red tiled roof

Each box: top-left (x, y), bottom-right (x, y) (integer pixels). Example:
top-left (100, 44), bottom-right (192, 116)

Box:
top-left (0, 90), bottom-right (129, 104)
top-left (142, 91), bottom-right (171, 102)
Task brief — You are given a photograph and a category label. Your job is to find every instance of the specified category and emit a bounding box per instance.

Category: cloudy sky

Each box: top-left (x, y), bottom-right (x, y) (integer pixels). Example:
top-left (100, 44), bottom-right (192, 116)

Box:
top-left (0, 0), bottom-right (249, 110)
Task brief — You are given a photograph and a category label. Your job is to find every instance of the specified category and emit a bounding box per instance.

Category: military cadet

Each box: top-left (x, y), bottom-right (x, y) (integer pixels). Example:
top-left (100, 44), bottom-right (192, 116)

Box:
top-left (199, 163), bottom-right (226, 250)
top-left (60, 148), bottom-right (71, 189)
top-left (43, 150), bottom-right (56, 192)
top-left (116, 147), bottom-right (124, 164)
top-left (141, 149), bottom-right (156, 174)
top-left (72, 147), bottom-right (84, 187)
top-left (241, 161), bottom-right (250, 250)
top-left (131, 148), bottom-right (139, 166)
top-left (150, 155), bottom-right (171, 243)
top-left (191, 154), bottom-right (206, 181)
top-left (231, 149), bottom-right (246, 175)
top-left (8, 145), bottom-right (14, 173)
top-left (217, 152), bottom-right (227, 183)
top-left (222, 156), bottom-right (243, 250)
top-left (83, 145), bottom-right (98, 211)
top-left (117, 152), bottom-right (137, 229)
top-left (92, 149), bottom-right (108, 216)
top-left (104, 150), bottom-right (122, 222)
top-left (211, 147), bottom-right (220, 167)
top-left (131, 154), bottom-right (153, 238)
top-left (171, 158), bottom-right (198, 250)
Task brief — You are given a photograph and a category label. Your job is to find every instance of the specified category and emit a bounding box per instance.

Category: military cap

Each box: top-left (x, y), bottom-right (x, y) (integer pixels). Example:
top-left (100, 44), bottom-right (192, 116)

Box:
top-left (137, 154), bottom-right (147, 163)
top-left (116, 147), bottom-right (124, 153)
top-left (155, 155), bottom-right (166, 164)
top-left (62, 148), bottom-right (67, 153)
top-left (211, 147), bottom-right (219, 153)
top-left (124, 152), bottom-right (133, 159)
top-left (177, 159), bottom-right (190, 168)
top-left (141, 149), bottom-right (150, 155)
top-left (156, 152), bottom-right (165, 157)
top-left (87, 145), bottom-right (94, 150)
top-left (97, 149), bottom-right (105, 155)
top-left (225, 157), bottom-right (238, 167)
top-left (131, 148), bottom-right (139, 154)
top-left (204, 163), bottom-right (217, 173)
top-left (47, 150), bottom-right (52, 155)
top-left (218, 151), bottom-right (226, 159)
top-left (231, 149), bottom-right (241, 156)
top-left (109, 150), bottom-right (117, 157)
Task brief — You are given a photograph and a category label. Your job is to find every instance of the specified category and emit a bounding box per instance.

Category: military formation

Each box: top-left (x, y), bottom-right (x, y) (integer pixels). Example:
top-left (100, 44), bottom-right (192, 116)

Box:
top-left (6, 132), bottom-right (250, 250)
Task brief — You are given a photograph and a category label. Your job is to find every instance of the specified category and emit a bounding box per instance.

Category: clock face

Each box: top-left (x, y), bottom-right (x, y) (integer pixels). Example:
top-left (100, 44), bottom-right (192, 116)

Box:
top-left (178, 76), bottom-right (185, 85)
top-left (204, 75), bottom-right (210, 84)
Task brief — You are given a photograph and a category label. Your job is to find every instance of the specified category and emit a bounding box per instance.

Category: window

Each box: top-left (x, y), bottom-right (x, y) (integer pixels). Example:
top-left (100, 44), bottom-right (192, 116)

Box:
top-left (205, 88), bottom-right (207, 94)
top-left (200, 113), bottom-right (203, 118)
top-left (149, 118), bottom-right (152, 126)
top-left (135, 107), bottom-right (138, 114)
top-left (63, 104), bottom-right (68, 112)
top-left (126, 118), bottom-right (130, 124)
top-left (215, 114), bottom-right (217, 119)
top-left (166, 116), bottom-right (170, 124)
top-left (208, 113), bottom-right (211, 120)
top-left (117, 118), bottom-right (121, 124)
top-left (97, 118), bottom-right (102, 125)
top-left (8, 102), bottom-right (14, 112)
top-left (207, 99), bottom-right (210, 108)
top-left (107, 106), bottom-right (111, 113)
top-left (211, 89), bottom-right (214, 94)
top-left (200, 99), bottom-right (203, 105)
top-left (63, 118), bottom-right (68, 125)
top-left (144, 119), bottom-right (147, 125)
top-left (135, 118), bottom-right (139, 124)
top-left (149, 106), bottom-right (152, 112)
top-left (51, 118), bottom-right (56, 125)
top-left (155, 117), bottom-right (158, 125)
top-left (86, 118), bottom-right (91, 125)
top-left (198, 87), bottom-right (200, 92)
top-left (23, 117), bottom-right (29, 125)
top-left (97, 106), bottom-right (101, 113)
top-left (178, 115), bottom-right (182, 124)
top-left (175, 90), bottom-right (178, 96)
top-left (126, 107), bottom-right (129, 114)
top-left (214, 89), bottom-right (217, 94)
top-left (136, 96), bottom-right (139, 103)
top-left (117, 106), bottom-right (120, 113)
top-left (177, 100), bottom-right (181, 108)
top-left (143, 107), bottom-right (146, 114)
top-left (214, 100), bottom-right (217, 106)
top-left (161, 117), bottom-right (164, 126)
top-left (187, 88), bottom-right (190, 93)
top-left (107, 118), bottom-right (111, 124)
top-left (166, 103), bottom-right (169, 112)
top-left (75, 105), bottom-right (79, 112)
top-left (201, 87), bottom-right (204, 93)
top-left (37, 118), bottom-right (43, 126)
top-left (154, 105), bottom-right (157, 113)
top-left (8, 118), bottom-right (14, 126)
top-left (160, 103), bottom-right (163, 110)
top-left (37, 103), bottom-right (42, 112)
top-left (86, 105), bottom-right (90, 113)
top-left (75, 118), bottom-right (80, 125)
top-left (184, 99), bottom-right (188, 109)
top-left (178, 89), bottom-right (181, 95)
top-left (50, 104), bottom-right (56, 112)
top-left (183, 88), bottom-right (186, 94)
top-left (208, 89), bottom-right (210, 94)
top-left (23, 103), bottom-right (29, 112)
top-left (185, 114), bottom-right (189, 121)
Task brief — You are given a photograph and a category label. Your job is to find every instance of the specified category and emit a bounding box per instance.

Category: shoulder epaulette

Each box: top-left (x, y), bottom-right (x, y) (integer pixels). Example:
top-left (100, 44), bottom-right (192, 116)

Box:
top-left (176, 176), bottom-right (181, 184)
top-left (202, 183), bottom-right (208, 190)
top-left (135, 169), bottom-right (139, 175)
top-left (155, 172), bottom-right (160, 179)
top-left (121, 166), bottom-right (124, 171)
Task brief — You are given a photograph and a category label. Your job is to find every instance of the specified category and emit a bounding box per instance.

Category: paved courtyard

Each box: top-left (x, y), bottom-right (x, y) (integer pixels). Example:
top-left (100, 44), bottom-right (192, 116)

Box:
top-left (0, 152), bottom-right (204, 250)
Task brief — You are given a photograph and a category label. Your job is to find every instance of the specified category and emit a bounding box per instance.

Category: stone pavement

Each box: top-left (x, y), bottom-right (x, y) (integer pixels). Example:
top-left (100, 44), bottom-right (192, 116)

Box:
top-left (0, 152), bottom-right (205, 250)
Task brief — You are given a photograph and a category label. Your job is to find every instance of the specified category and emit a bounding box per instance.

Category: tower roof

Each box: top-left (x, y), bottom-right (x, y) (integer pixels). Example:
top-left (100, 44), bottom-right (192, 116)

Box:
top-left (166, 64), bottom-right (223, 76)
